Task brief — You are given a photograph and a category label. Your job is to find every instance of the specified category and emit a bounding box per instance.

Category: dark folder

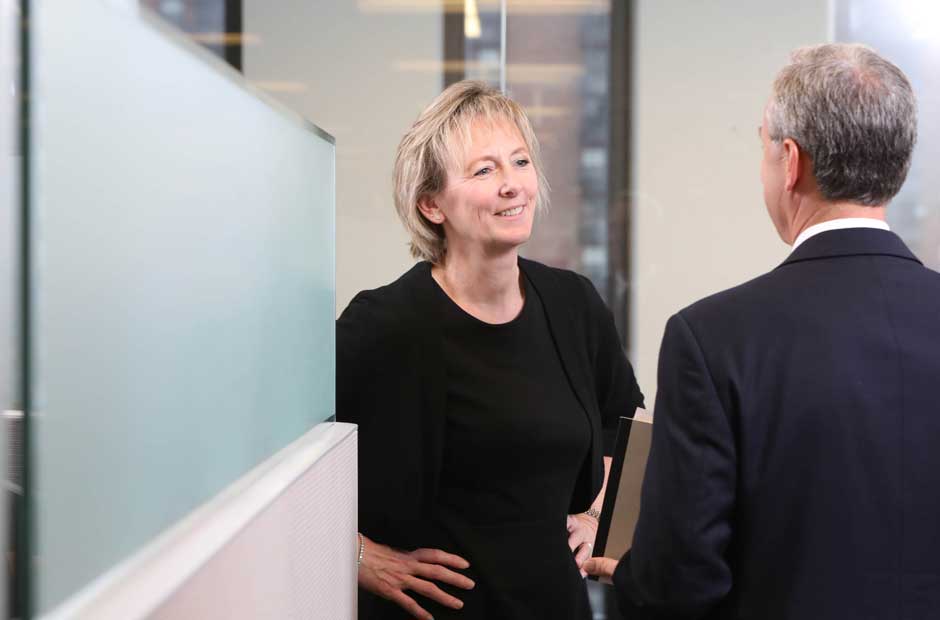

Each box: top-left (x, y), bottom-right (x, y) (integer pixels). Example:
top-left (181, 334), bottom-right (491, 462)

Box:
top-left (593, 415), bottom-right (653, 566)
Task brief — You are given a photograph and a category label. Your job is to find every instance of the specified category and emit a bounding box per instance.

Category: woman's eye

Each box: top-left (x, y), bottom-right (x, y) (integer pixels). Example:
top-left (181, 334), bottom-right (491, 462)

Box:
top-left (474, 166), bottom-right (492, 177)
top-left (515, 158), bottom-right (530, 167)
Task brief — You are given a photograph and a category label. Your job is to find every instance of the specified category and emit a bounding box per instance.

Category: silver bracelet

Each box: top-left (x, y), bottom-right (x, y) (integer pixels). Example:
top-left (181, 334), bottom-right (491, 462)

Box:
top-left (584, 507), bottom-right (601, 520)
top-left (357, 532), bottom-right (365, 568)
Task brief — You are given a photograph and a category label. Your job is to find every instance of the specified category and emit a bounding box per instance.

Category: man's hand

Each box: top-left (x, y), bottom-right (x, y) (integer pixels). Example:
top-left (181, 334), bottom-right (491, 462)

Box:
top-left (583, 556), bottom-right (619, 584)
top-left (357, 533), bottom-right (475, 620)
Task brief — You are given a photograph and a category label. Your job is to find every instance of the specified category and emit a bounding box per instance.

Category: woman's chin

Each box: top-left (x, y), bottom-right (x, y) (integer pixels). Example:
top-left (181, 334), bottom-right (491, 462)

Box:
top-left (487, 234), bottom-right (531, 255)
top-left (495, 222), bottom-right (534, 248)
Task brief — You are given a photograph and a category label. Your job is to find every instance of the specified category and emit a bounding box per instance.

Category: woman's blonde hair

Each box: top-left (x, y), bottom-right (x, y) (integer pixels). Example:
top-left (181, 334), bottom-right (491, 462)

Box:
top-left (392, 80), bottom-right (549, 264)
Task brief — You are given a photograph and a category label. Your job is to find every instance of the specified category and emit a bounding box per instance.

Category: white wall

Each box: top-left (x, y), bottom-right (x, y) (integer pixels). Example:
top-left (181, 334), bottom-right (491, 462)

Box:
top-left (630, 1), bottom-right (830, 407)
top-left (243, 3), bottom-right (444, 314)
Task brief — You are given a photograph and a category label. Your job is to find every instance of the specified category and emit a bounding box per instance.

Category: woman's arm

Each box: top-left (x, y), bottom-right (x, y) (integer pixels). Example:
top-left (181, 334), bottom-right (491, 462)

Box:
top-left (340, 292), bottom-right (475, 618)
top-left (567, 275), bottom-right (645, 575)
top-left (567, 455), bottom-right (611, 577)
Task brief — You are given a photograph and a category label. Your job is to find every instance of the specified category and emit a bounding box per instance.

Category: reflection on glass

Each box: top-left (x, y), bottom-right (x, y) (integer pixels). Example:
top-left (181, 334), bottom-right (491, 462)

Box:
top-left (142, 0), bottom-right (242, 70)
top-left (463, 5), bottom-right (502, 85)
top-left (836, 0), bottom-right (940, 269)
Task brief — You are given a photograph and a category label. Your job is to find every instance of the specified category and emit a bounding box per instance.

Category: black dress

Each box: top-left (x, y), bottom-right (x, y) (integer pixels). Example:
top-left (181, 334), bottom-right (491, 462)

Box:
top-left (423, 273), bottom-right (593, 619)
top-left (336, 259), bottom-right (645, 620)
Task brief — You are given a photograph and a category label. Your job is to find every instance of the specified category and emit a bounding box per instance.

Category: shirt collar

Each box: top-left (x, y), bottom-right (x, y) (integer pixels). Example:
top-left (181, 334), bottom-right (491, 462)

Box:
top-left (791, 218), bottom-right (890, 251)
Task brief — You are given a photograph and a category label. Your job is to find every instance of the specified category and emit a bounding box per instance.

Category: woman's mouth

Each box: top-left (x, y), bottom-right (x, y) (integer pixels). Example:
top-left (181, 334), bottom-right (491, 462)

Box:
top-left (496, 206), bottom-right (524, 217)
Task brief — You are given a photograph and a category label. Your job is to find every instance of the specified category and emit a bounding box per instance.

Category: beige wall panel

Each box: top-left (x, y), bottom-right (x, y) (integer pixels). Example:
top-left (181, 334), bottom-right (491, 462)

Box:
top-left (631, 0), bottom-right (830, 407)
top-left (151, 428), bottom-right (358, 620)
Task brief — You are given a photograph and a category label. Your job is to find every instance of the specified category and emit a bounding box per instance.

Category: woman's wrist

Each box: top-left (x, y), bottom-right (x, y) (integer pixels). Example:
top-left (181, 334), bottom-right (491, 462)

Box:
top-left (583, 507), bottom-right (601, 520)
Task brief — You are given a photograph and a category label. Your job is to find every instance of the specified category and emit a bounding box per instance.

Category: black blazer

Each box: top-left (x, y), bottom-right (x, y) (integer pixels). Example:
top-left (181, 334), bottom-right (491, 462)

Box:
top-left (614, 228), bottom-right (940, 620)
top-left (337, 258), bottom-right (643, 552)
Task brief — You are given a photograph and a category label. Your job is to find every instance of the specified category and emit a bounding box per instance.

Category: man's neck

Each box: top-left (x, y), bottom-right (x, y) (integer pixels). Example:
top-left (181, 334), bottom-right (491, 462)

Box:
top-left (788, 199), bottom-right (887, 244)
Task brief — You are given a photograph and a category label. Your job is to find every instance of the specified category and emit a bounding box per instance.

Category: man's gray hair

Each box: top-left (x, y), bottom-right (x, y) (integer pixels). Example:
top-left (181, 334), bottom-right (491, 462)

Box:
top-left (767, 43), bottom-right (917, 206)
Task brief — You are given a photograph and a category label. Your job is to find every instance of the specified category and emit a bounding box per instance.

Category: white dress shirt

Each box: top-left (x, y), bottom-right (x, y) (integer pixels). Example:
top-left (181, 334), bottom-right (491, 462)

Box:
top-left (791, 218), bottom-right (891, 251)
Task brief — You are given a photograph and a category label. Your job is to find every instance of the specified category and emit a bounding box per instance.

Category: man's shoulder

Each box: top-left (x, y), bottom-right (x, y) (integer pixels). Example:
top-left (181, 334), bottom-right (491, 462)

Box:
top-left (679, 269), bottom-right (783, 322)
top-left (671, 266), bottom-right (811, 349)
top-left (678, 251), bottom-right (940, 333)
top-left (922, 263), bottom-right (940, 288)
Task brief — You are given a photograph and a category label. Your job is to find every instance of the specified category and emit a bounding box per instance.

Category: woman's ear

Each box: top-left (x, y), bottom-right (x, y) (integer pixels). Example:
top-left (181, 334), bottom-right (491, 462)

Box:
top-left (417, 194), bottom-right (445, 224)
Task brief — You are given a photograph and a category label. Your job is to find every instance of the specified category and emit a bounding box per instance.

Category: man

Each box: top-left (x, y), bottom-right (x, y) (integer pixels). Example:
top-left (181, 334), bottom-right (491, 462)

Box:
top-left (586, 44), bottom-right (940, 619)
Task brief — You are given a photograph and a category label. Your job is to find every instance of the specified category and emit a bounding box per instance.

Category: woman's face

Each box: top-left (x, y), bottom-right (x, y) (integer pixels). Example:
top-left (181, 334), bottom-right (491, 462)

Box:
top-left (422, 119), bottom-right (539, 258)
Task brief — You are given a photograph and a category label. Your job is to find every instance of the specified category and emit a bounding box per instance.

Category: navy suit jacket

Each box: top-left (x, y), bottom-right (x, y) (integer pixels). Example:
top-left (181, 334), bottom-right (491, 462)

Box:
top-left (614, 228), bottom-right (940, 620)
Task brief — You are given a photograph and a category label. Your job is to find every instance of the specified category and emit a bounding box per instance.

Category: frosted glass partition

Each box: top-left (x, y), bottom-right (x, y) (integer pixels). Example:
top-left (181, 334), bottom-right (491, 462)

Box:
top-left (30, 0), bottom-right (335, 613)
top-left (1, 0), bottom-right (16, 415)
top-left (0, 0), bottom-right (14, 615)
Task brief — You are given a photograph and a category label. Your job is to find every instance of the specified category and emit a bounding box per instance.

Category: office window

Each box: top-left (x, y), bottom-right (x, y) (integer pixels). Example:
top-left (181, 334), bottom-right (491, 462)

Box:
top-left (836, 0), bottom-right (940, 269)
top-left (447, 1), bottom-right (632, 342)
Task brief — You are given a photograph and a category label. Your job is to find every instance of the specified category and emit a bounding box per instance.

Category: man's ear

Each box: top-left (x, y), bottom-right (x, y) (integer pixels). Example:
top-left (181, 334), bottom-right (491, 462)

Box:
top-left (782, 138), bottom-right (802, 192)
top-left (417, 194), bottom-right (445, 225)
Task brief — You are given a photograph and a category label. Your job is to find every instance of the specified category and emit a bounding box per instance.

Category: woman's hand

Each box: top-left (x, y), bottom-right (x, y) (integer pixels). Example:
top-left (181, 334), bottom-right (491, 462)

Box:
top-left (566, 513), bottom-right (599, 577)
top-left (357, 533), bottom-right (475, 620)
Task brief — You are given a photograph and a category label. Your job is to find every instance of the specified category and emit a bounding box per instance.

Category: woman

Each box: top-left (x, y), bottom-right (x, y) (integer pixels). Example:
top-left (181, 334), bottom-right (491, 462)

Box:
top-left (337, 81), bottom-right (644, 620)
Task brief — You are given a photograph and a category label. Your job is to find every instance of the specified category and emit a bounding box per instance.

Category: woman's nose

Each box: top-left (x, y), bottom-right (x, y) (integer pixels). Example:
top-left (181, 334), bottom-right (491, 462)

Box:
top-left (499, 171), bottom-right (520, 197)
